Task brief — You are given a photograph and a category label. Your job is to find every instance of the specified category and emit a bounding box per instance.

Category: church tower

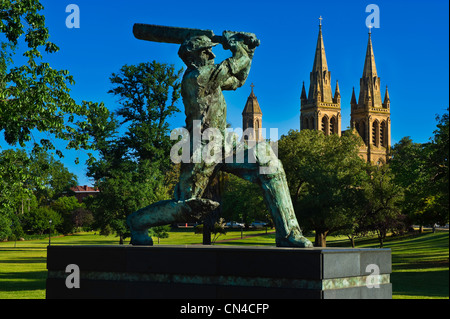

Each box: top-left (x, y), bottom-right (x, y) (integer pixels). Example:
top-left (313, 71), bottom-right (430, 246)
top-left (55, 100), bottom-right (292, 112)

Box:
top-left (300, 17), bottom-right (341, 136)
top-left (242, 83), bottom-right (263, 141)
top-left (351, 29), bottom-right (391, 164)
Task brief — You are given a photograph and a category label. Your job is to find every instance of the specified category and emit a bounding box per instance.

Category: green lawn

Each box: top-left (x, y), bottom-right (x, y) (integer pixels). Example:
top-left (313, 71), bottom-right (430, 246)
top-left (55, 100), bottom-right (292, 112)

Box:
top-left (0, 229), bottom-right (448, 299)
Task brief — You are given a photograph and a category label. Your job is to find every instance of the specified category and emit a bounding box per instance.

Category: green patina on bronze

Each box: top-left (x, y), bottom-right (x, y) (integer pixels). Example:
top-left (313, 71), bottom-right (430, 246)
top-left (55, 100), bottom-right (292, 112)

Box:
top-left (127, 24), bottom-right (312, 248)
top-left (49, 270), bottom-right (389, 290)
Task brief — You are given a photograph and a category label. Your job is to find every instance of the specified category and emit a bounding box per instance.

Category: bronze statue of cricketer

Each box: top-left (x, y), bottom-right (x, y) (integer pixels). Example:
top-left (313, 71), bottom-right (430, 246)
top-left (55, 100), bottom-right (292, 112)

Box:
top-left (127, 24), bottom-right (313, 247)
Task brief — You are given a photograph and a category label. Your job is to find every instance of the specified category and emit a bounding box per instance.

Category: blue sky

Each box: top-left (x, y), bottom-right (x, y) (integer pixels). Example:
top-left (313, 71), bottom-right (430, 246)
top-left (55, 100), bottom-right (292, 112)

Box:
top-left (5, 0), bottom-right (450, 185)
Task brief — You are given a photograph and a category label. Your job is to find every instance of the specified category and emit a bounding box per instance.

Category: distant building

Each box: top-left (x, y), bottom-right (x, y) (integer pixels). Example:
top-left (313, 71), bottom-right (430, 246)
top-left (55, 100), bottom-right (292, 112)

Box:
top-left (350, 30), bottom-right (391, 164)
top-left (70, 185), bottom-right (99, 203)
top-left (300, 20), bottom-right (342, 136)
top-left (300, 19), bottom-right (391, 164)
top-left (242, 83), bottom-right (264, 142)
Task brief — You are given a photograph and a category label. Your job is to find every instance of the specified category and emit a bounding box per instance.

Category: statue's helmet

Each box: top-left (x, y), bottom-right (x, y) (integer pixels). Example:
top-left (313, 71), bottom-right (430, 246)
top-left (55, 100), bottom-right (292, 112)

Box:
top-left (178, 35), bottom-right (218, 63)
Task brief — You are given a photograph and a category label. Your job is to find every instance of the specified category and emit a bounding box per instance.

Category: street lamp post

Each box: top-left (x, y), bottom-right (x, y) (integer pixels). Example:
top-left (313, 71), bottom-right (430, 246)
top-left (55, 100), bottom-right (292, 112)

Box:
top-left (48, 219), bottom-right (52, 246)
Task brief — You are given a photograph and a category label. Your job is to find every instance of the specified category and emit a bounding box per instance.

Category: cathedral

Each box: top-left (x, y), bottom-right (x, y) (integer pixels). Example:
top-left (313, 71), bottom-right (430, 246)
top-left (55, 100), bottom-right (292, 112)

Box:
top-left (242, 19), bottom-right (391, 164)
top-left (299, 19), bottom-right (391, 164)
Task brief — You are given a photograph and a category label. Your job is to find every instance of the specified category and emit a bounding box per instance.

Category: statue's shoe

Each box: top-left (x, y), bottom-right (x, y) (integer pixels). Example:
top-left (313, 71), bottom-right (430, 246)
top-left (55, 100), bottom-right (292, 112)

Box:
top-left (276, 234), bottom-right (313, 248)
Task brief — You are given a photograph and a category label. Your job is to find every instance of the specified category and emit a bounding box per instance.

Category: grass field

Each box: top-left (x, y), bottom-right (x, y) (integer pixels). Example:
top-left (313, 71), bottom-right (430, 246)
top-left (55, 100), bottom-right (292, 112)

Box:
top-left (0, 229), bottom-right (448, 299)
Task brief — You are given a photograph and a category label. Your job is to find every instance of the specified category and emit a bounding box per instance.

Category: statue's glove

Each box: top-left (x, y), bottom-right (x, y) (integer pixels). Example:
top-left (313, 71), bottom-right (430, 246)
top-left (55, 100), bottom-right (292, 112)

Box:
top-left (222, 31), bottom-right (260, 56)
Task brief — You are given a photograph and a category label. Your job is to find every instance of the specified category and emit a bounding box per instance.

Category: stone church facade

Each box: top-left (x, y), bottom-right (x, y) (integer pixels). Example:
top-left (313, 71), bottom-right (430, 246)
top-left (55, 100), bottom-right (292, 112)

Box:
top-left (299, 21), bottom-right (391, 164)
top-left (242, 21), bottom-right (391, 164)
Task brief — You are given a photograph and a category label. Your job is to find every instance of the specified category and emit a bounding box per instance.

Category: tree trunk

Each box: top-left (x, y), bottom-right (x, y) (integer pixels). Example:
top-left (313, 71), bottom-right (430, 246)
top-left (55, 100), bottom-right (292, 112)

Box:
top-left (348, 235), bottom-right (355, 248)
top-left (314, 231), bottom-right (328, 247)
top-left (203, 224), bottom-right (212, 245)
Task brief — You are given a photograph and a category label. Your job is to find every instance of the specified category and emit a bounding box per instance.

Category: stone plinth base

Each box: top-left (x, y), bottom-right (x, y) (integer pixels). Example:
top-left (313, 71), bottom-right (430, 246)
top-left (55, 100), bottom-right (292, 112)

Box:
top-left (46, 245), bottom-right (391, 299)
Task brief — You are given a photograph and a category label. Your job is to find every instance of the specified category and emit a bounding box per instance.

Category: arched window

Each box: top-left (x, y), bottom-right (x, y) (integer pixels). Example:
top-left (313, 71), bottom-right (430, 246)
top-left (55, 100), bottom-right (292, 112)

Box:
top-left (255, 119), bottom-right (260, 140)
top-left (380, 121), bottom-right (386, 147)
top-left (321, 116), bottom-right (329, 136)
top-left (359, 121), bottom-right (367, 145)
top-left (302, 117), bottom-right (308, 130)
top-left (330, 117), bottom-right (337, 135)
top-left (372, 120), bottom-right (380, 147)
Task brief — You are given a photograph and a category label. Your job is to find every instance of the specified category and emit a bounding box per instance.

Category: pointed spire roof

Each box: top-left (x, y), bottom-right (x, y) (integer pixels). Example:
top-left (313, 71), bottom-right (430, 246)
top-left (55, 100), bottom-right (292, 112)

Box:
top-left (334, 80), bottom-right (340, 97)
top-left (362, 32), bottom-right (378, 78)
top-left (384, 85), bottom-right (390, 102)
top-left (307, 17), bottom-right (334, 104)
top-left (358, 31), bottom-right (383, 108)
top-left (242, 83), bottom-right (262, 115)
top-left (301, 81), bottom-right (307, 102)
top-left (312, 22), bottom-right (328, 73)
top-left (351, 86), bottom-right (357, 105)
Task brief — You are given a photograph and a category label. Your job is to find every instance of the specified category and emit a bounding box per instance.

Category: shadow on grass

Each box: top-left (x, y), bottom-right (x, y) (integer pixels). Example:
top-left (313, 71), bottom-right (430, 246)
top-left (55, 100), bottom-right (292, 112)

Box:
top-left (0, 271), bottom-right (47, 292)
top-left (391, 269), bottom-right (449, 298)
top-left (0, 256), bottom-right (47, 264)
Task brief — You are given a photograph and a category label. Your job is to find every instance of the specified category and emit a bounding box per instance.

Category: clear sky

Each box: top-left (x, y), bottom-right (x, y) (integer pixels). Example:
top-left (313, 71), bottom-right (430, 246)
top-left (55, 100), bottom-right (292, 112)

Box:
top-left (7, 0), bottom-right (450, 186)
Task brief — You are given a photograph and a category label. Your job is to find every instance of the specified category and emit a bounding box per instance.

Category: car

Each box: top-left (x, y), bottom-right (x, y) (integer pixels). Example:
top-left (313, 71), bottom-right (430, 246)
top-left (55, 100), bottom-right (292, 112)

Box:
top-left (250, 221), bottom-right (268, 228)
top-left (225, 221), bottom-right (244, 228)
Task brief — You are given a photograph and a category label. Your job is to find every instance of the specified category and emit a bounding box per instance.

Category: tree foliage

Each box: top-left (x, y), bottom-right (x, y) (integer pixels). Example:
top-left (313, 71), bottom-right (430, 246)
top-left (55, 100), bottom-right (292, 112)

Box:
top-left (0, 0), bottom-right (92, 154)
top-left (84, 61), bottom-right (183, 243)
top-left (278, 129), bottom-right (367, 246)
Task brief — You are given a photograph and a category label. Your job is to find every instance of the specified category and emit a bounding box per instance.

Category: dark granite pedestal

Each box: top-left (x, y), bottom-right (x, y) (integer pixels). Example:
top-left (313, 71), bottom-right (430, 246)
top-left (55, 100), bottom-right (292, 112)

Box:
top-left (46, 245), bottom-right (392, 299)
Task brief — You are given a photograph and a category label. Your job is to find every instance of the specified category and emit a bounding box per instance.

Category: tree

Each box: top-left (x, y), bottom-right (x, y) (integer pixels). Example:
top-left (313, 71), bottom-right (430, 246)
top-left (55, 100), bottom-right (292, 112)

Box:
top-left (83, 61), bottom-right (183, 244)
top-left (0, 149), bottom-right (36, 239)
top-left (21, 206), bottom-right (61, 235)
top-left (390, 109), bottom-right (449, 231)
top-left (278, 129), bottom-right (367, 247)
top-left (426, 108), bottom-right (449, 227)
top-left (1, 0), bottom-right (94, 155)
top-left (51, 196), bottom-right (82, 234)
top-left (108, 61), bottom-right (182, 170)
top-left (195, 218), bottom-right (227, 244)
top-left (149, 225), bottom-right (171, 244)
top-left (221, 173), bottom-right (268, 228)
top-left (29, 151), bottom-right (78, 204)
top-left (362, 164), bottom-right (404, 247)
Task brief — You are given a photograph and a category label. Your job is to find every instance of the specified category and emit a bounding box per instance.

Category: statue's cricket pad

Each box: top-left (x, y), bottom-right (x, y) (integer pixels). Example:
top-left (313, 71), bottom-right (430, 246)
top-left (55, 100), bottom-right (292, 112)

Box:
top-left (46, 245), bottom-right (392, 299)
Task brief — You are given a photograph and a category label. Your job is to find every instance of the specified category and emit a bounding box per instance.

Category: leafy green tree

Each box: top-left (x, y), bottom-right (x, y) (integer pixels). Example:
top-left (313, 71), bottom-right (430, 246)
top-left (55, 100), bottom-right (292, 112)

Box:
top-left (362, 164), bottom-right (404, 247)
top-left (390, 109), bottom-right (449, 231)
top-left (390, 137), bottom-right (430, 229)
top-left (83, 61), bottom-right (182, 244)
top-left (21, 206), bottom-right (61, 235)
top-left (29, 152), bottom-right (78, 204)
top-left (108, 61), bottom-right (182, 169)
top-left (426, 108), bottom-right (449, 227)
top-left (221, 173), bottom-right (268, 228)
top-left (1, 0), bottom-right (93, 154)
top-left (150, 225), bottom-right (171, 244)
top-left (278, 129), bottom-right (367, 247)
top-left (0, 149), bottom-right (36, 239)
top-left (51, 196), bottom-right (82, 234)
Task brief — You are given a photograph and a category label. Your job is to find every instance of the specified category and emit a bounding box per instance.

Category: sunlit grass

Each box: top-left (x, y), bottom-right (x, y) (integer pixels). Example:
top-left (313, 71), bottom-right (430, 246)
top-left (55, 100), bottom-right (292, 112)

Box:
top-left (0, 229), bottom-right (448, 299)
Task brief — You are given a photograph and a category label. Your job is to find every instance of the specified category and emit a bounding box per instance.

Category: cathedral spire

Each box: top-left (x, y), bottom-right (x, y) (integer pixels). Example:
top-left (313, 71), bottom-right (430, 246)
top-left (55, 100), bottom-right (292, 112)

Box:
top-left (383, 85), bottom-right (390, 108)
top-left (358, 32), bottom-right (383, 108)
top-left (308, 18), bottom-right (333, 103)
top-left (333, 80), bottom-right (341, 104)
top-left (351, 86), bottom-right (357, 107)
top-left (300, 81), bottom-right (307, 105)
